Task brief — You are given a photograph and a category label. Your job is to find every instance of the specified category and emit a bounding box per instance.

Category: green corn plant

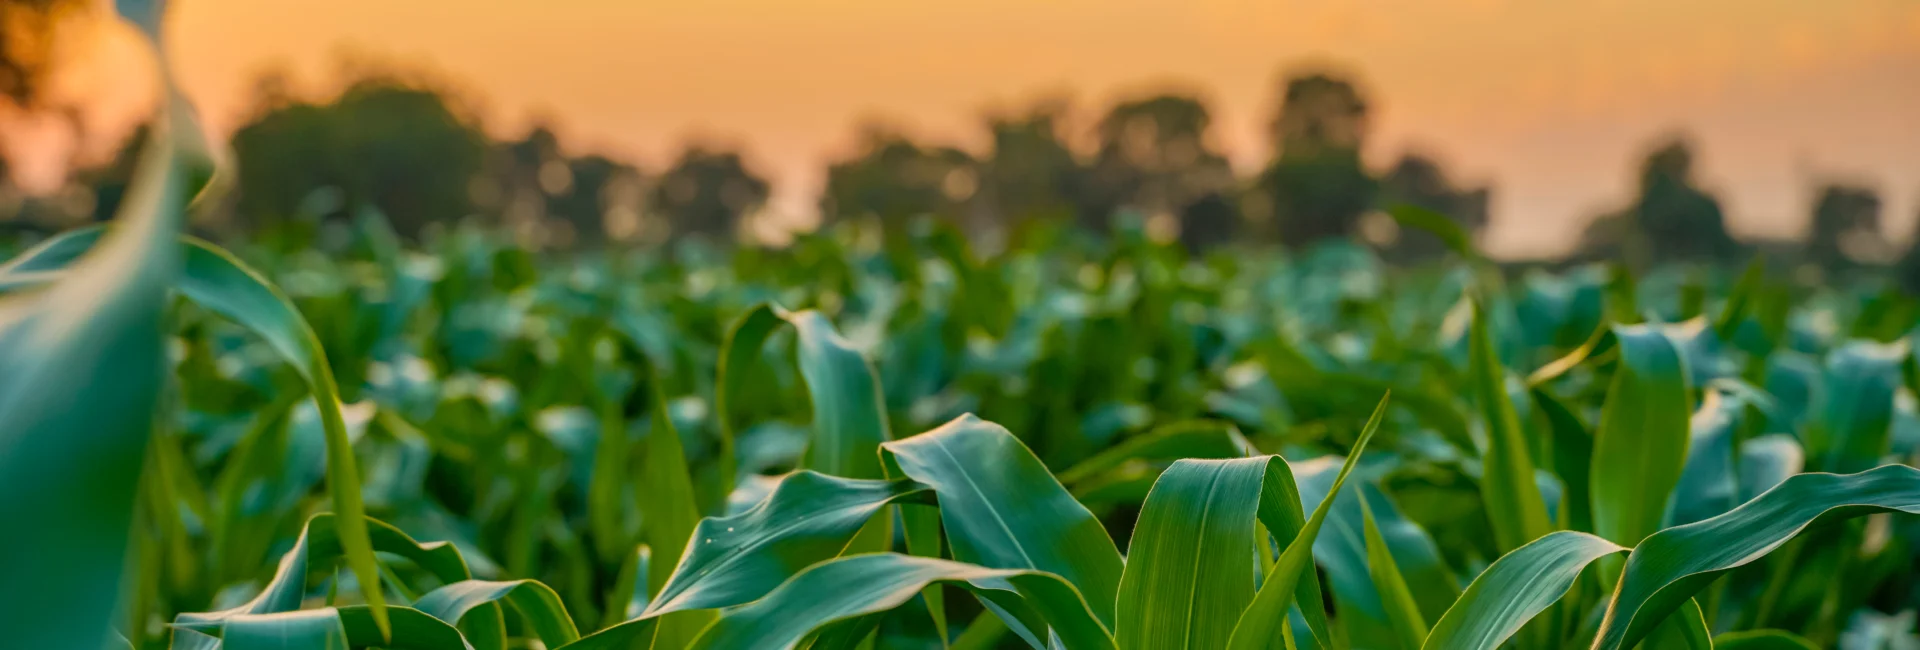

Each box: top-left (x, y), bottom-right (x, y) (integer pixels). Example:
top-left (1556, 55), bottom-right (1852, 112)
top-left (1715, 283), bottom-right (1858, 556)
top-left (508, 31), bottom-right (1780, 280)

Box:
top-left (11, 29), bottom-right (1920, 648)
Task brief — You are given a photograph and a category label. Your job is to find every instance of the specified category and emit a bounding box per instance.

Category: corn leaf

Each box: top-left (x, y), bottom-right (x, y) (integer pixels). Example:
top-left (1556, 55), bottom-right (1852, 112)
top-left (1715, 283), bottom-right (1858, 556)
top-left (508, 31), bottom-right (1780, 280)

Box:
top-left (1470, 296), bottom-right (1554, 554)
top-left (1226, 392), bottom-right (1388, 650)
top-left (1115, 455), bottom-right (1300, 649)
top-left (647, 472), bottom-right (932, 615)
top-left (882, 414), bottom-right (1127, 633)
top-left (1805, 340), bottom-right (1904, 473)
top-left (0, 75), bottom-right (216, 647)
top-left (687, 554), bottom-right (1114, 650)
top-left (414, 580), bottom-right (579, 648)
top-left (1361, 494), bottom-right (1429, 650)
top-left (1421, 531), bottom-right (1625, 650)
top-left (1666, 387), bottom-right (1748, 527)
top-left (173, 514), bottom-right (496, 650)
top-left (1591, 323), bottom-right (1692, 551)
top-left (178, 606), bottom-right (468, 650)
top-left (1594, 465), bottom-right (1920, 649)
top-left (1712, 629), bottom-right (1819, 649)
top-left (3, 229), bottom-right (389, 636)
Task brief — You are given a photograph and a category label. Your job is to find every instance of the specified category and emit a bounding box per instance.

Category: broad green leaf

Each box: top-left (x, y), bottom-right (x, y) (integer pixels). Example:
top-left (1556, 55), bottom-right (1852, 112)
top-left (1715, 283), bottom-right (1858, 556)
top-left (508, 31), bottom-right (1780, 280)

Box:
top-left (210, 609), bottom-right (350, 650)
top-left (1592, 323), bottom-right (1692, 549)
top-left (639, 377), bottom-right (711, 647)
top-left (647, 471), bottom-right (931, 615)
top-left (1116, 455), bottom-right (1297, 649)
top-left (1593, 465), bottom-right (1920, 650)
top-left (1667, 387), bottom-right (1747, 527)
top-left (172, 514), bottom-right (495, 650)
top-left (604, 545), bottom-right (651, 629)
top-left (1421, 531), bottom-right (1625, 650)
top-left (1712, 630), bottom-right (1819, 649)
top-left (1360, 495), bottom-right (1428, 650)
top-left (1256, 468), bottom-right (1337, 650)
top-left (902, 501), bottom-right (949, 644)
top-left (687, 554), bottom-right (1114, 650)
top-left (2, 229), bottom-right (389, 635)
top-left (1737, 434), bottom-right (1803, 502)
top-left (882, 414), bottom-right (1126, 631)
top-left (1292, 460), bottom-right (1460, 630)
top-left (336, 607), bottom-right (474, 650)
top-left (1226, 392), bottom-right (1388, 650)
top-left (1806, 340), bottom-right (1904, 473)
top-left (0, 73), bottom-right (209, 647)
top-left (714, 304), bottom-right (895, 565)
top-left (716, 304), bottom-right (892, 480)
top-left (415, 580), bottom-right (579, 648)
top-left (555, 617), bottom-right (658, 650)
top-left (1532, 386), bottom-right (1595, 533)
top-left (715, 304), bottom-right (786, 501)
top-left (179, 606), bottom-right (470, 650)
top-left (1470, 296), bottom-right (1554, 554)
top-left (787, 309), bottom-right (893, 479)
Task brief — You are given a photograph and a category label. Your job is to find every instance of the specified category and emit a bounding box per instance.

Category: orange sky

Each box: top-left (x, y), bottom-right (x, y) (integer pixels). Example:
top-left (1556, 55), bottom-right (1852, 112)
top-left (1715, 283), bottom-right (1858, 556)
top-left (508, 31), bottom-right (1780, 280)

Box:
top-left (32, 0), bottom-right (1920, 257)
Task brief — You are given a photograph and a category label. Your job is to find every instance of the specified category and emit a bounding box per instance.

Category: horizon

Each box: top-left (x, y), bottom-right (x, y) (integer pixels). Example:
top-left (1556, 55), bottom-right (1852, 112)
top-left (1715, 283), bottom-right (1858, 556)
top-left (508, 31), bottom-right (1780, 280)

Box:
top-left (8, 0), bottom-right (1920, 258)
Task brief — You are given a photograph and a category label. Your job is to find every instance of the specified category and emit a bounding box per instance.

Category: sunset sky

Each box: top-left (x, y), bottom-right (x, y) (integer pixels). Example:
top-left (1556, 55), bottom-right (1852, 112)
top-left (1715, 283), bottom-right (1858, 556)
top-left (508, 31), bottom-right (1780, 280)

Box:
top-left (35, 0), bottom-right (1920, 257)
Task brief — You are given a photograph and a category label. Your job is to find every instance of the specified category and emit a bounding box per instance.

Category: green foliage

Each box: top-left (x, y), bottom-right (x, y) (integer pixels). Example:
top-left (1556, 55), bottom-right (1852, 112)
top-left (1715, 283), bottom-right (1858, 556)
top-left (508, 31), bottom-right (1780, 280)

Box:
top-left (11, 13), bottom-right (1920, 649)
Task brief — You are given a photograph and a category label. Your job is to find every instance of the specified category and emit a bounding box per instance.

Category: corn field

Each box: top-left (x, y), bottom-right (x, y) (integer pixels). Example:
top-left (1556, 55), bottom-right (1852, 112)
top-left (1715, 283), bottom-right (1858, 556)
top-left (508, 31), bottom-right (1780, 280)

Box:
top-left (8, 5), bottom-right (1920, 650)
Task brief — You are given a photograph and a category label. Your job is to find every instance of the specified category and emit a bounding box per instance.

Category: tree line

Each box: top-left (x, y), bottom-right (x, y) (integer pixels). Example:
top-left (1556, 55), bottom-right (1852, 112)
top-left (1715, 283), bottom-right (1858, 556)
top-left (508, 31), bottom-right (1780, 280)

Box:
top-left (2, 58), bottom-right (1916, 277)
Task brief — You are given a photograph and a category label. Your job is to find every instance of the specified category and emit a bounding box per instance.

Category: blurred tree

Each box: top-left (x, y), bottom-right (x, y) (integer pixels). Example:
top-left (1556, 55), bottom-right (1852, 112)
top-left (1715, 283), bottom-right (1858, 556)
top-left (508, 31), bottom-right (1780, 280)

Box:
top-left (1631, 138), bottom-right (1741, 263)
top-left (1575, 210), bottom-right (1647, 268)
top-left (822, 124), bottom-right (976, 230)
top-left (652, 144), bottom-right (768, 242)
top-left (482, 124), bottom-right (641, 248)
top-left (1179, 192), bottom-right (1240, 252)
top-left (1258, 72), bottom-right (1377, 248)
top-left (1805, 183), bottom-right (1883, 268)
top-left (485, 125), bottom-right (564, 239)
top-left (0, 0), bottom-right (79, 106)
top-left (1085, 93), bottom-right (1235, 243)
top-left (974, 102), bottom-right (1084, 237)
top-left (1376, 153), bottom-right (1490, 260)
top-left (551, 154), bottom-right (640, 246)
top-left (230, 71), bottom-right (487, 241)
top-left (1577, 137), bottom-right (1742, 266)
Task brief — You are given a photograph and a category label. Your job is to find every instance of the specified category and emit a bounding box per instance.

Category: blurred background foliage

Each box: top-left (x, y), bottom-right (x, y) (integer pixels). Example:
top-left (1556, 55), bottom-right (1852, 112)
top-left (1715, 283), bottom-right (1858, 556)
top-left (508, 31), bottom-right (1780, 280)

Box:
top-left (0, 0), bottom-right (1914, 288)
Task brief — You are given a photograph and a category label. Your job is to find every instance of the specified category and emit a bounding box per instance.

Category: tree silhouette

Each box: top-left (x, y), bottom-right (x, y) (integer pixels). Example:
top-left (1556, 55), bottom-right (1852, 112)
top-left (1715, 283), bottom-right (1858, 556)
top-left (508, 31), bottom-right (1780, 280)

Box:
top-left (1085, 93), bottom-right (1235, 243)
top-left (1806, 183), bottom-right (1883, 268)
top-left (486, 125), bottom-right (642, 247)
top-left (822, 124), bottom-right (976, 230)
top-left (552, 154), bottom-right (640, 246)
top-left (0, 0), bottom-right (78, 106)
top-left (974, 102), bottom-right (1084, 237)
top-left (230, 72), bottom-right (487, 241)
top-left (1631, 138), bottom-right (1741, 262)
top-left (1377, 153), bottom-right (1489, 261)
top-left (651, 144), bottom-right (768, 242)
top-left (1259, 72), bottom-right (1377, 248)
top-left (1578, 137), bottom-right (1741, 266)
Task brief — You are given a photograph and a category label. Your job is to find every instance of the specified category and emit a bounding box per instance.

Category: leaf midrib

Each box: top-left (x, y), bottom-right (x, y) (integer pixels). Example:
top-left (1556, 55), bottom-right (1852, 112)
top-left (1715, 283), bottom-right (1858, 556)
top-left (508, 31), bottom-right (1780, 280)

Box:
top-left (925, 435), bottom-right (1040, 570)
top-left (1178, 466), bottom-right (1227, 649)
